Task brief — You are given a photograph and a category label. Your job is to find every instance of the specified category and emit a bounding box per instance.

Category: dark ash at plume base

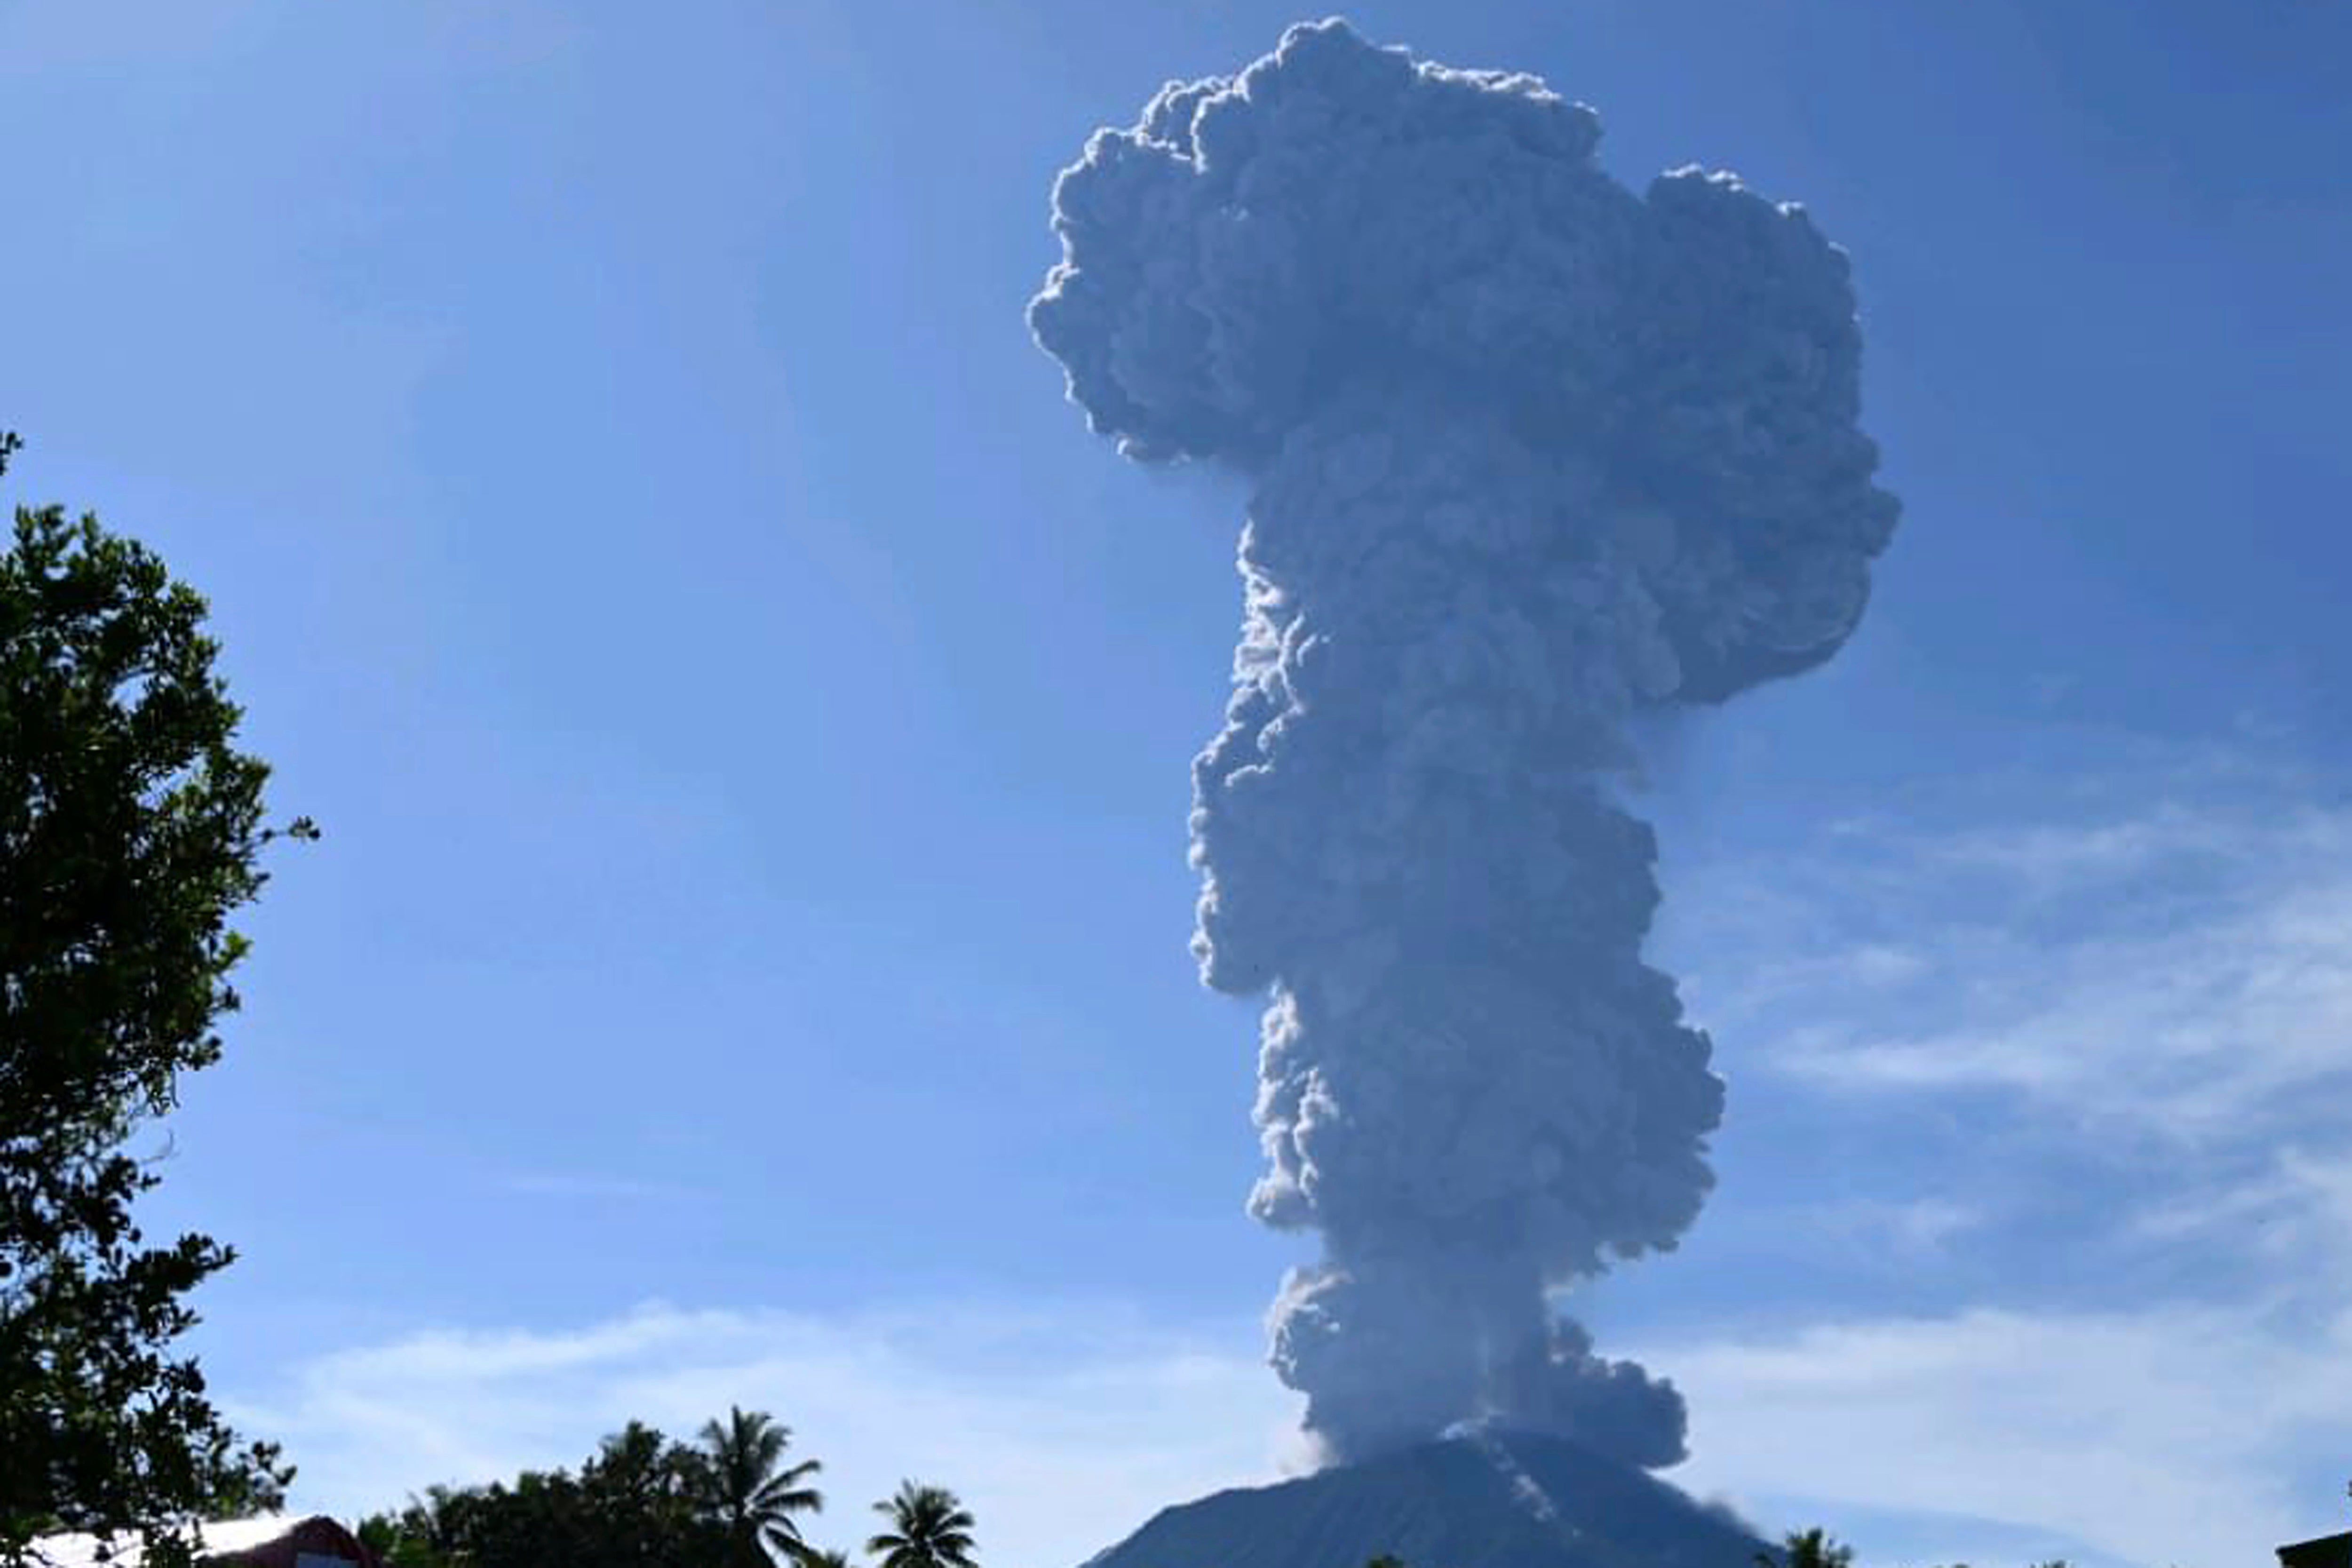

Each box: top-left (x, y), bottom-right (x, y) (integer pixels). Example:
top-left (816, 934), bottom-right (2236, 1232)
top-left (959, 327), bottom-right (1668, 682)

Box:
top-left (1030, 18), bottom-right (1898, 1468)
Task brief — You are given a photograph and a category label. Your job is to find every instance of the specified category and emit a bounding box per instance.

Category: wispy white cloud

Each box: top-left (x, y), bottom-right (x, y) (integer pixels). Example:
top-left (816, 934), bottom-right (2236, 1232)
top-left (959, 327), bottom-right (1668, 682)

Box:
top-left (1673, 749), bottom-right (2352, 1144)
top-left (2130, 1144), bottom-right (2352, 1267)
top-left (1637, 1298), bottom-right (2352, 1568)
top-left (232, 1280), bottom-right (2351, 1568)
top-left (1631, 740), bottom-right (2352, 1568)
top-left (1797, 1196), bottom-right (1985, 1261)
top-left (225, 1278), bottom-right (2352, 1568)
top-left (227, 1300), bottom-right (1297, 1568)
top-left (224, 740), bottom-right (2352, 1568)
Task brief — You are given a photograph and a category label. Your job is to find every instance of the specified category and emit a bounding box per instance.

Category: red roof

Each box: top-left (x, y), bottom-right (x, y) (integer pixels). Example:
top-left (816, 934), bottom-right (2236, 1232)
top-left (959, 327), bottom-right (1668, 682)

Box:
top-left (197, 1517), bottom-right (383, 1568)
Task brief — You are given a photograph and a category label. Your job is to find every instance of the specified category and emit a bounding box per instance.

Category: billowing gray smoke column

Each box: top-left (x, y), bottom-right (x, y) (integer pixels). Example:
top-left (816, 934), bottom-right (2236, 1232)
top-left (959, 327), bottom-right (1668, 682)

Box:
top-left (1030, 18), bottom-right (1898, 1468)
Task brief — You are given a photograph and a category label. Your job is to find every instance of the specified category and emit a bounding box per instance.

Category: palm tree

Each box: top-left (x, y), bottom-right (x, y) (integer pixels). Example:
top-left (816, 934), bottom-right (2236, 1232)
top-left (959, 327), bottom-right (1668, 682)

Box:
top-left (866, 1482), bottom-right (979, 1568)
top-left (798, 1551), bottom-right (858, 1568)
top-left (693, 1405), bottom-right (825, 1568)
top-left (1756, 1527), bottom-right (1854, 1568)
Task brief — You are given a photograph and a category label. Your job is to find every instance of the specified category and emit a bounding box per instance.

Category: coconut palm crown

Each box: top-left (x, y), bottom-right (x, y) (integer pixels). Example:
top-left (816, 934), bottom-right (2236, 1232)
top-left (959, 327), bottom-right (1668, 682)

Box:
top-left (694, 1405), bottom-right (824, 1568)
top-left (866, 1481), bottom-right (979, 1568)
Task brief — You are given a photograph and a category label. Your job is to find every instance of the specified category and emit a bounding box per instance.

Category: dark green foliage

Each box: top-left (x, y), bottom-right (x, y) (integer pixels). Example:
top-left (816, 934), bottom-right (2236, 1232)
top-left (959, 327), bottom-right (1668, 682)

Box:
top-left (588, 1420), bottom-right (730, 1568)
top-left (696, 1405), bottom-right (824, 1568)
top-left (867, 1482), bottom-right (979, 1568)
top-left (363, 1459), bottom-right (694, 1568)
top-left (0, 436), bottom-right (303, 1567)
top-left (358, 1412), bottom-right (835, 1568)
top-left (1758, 1528), bottom-right (1856, 1568)
top-left (1755, 1528), bottom-right (2078, 1568)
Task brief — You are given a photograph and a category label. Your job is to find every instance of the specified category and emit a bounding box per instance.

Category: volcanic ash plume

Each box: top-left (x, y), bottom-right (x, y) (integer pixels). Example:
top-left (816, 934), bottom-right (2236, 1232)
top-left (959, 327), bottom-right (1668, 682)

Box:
top-left (1029, 19), bottom-right (1898, 1468)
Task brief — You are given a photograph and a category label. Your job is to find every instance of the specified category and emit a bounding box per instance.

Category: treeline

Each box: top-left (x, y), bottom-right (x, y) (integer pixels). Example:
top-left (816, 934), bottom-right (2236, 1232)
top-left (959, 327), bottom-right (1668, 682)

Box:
top-left (1361, 1530), bottom-right (2076, 1568)
top-left (357, 1406), bottom-right (976, 1568)
top-left (1751, 1527), bottom-right (2074, 1568)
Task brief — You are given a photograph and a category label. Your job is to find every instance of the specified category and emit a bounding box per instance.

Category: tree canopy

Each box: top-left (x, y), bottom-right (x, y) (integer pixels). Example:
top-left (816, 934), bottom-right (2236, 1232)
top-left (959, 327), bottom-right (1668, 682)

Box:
top-left (1758, 1528), bottom-right (1858, 1568)
top-left (866, 1482), bottom-right (979, 1568)
top-left (696, 1405), bottom-right (824, 1568)
top-left (364, 1422), bottom-right (991, 1568)
top-left (361, 1410), bottom-right (853, 1568)
top-left (0, 434), bottom-right (303, 1568)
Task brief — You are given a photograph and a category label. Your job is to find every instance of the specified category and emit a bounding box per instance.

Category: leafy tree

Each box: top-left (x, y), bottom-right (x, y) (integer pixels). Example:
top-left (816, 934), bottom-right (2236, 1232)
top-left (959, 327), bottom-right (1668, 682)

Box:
top-left (866, 1483), bottom-right (978, 1568)
top-left (0, 434), bottom-right (308, 1566)
top-left (471, 1470), bottom-right (597, 1568)
top-left (1740, 1530), bottom-right (2082, 1568)
top-left (356, 1480), bottom-right (514, 1568)
top-left (360, 1419), bottom-right (763, 1568)
top-left (581, 1420), bottom-right (726, 1568)
top-left (693, 1405), bottom-right (824, 1568)
top-left (1757, 1528), bottom-right (1855, 1568)
top-left (362, 1477), bottom-right (522, 1568)
top-left (357, 1500), bottom-right (453, 1568)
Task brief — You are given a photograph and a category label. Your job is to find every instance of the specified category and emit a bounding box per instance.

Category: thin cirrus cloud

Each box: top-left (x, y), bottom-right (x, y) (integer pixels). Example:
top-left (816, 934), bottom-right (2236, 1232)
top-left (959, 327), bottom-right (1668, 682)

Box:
top-left (1625, 735), bottom-right (2352, 1568)
top-left (1800, 1196), bottom-right (1985, 1261)
top-left (225, 1300), bottom-right (1298, 1568)
top-left (222, 737), bottom-right (2352, 1568)
top-left (1670, 740), bottom-right (2352, 1142)
top-left (1631, 1299), bottom-right (2352, 1568)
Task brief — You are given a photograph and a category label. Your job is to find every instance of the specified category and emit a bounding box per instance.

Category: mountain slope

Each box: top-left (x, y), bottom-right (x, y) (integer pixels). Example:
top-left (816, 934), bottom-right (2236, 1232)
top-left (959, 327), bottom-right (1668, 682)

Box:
top-left (1079, 1430), bottom-right (1767, 1568)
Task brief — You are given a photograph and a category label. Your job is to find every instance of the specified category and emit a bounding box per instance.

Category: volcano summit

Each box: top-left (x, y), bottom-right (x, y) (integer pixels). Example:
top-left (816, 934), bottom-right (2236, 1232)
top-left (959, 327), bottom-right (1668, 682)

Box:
top-left (1080, 1428), bottom-right (1769, 1568)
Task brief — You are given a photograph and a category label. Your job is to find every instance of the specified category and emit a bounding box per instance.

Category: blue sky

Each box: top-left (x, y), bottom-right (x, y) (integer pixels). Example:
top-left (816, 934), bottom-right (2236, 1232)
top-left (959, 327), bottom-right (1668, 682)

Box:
top-left (4, 2), bottom-right (2351, 1566)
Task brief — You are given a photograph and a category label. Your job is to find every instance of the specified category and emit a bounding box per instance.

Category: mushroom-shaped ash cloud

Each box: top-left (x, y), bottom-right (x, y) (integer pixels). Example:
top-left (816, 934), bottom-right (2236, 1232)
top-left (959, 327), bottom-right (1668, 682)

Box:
top-left (1031, 16), bottom-right (1899, 1468)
